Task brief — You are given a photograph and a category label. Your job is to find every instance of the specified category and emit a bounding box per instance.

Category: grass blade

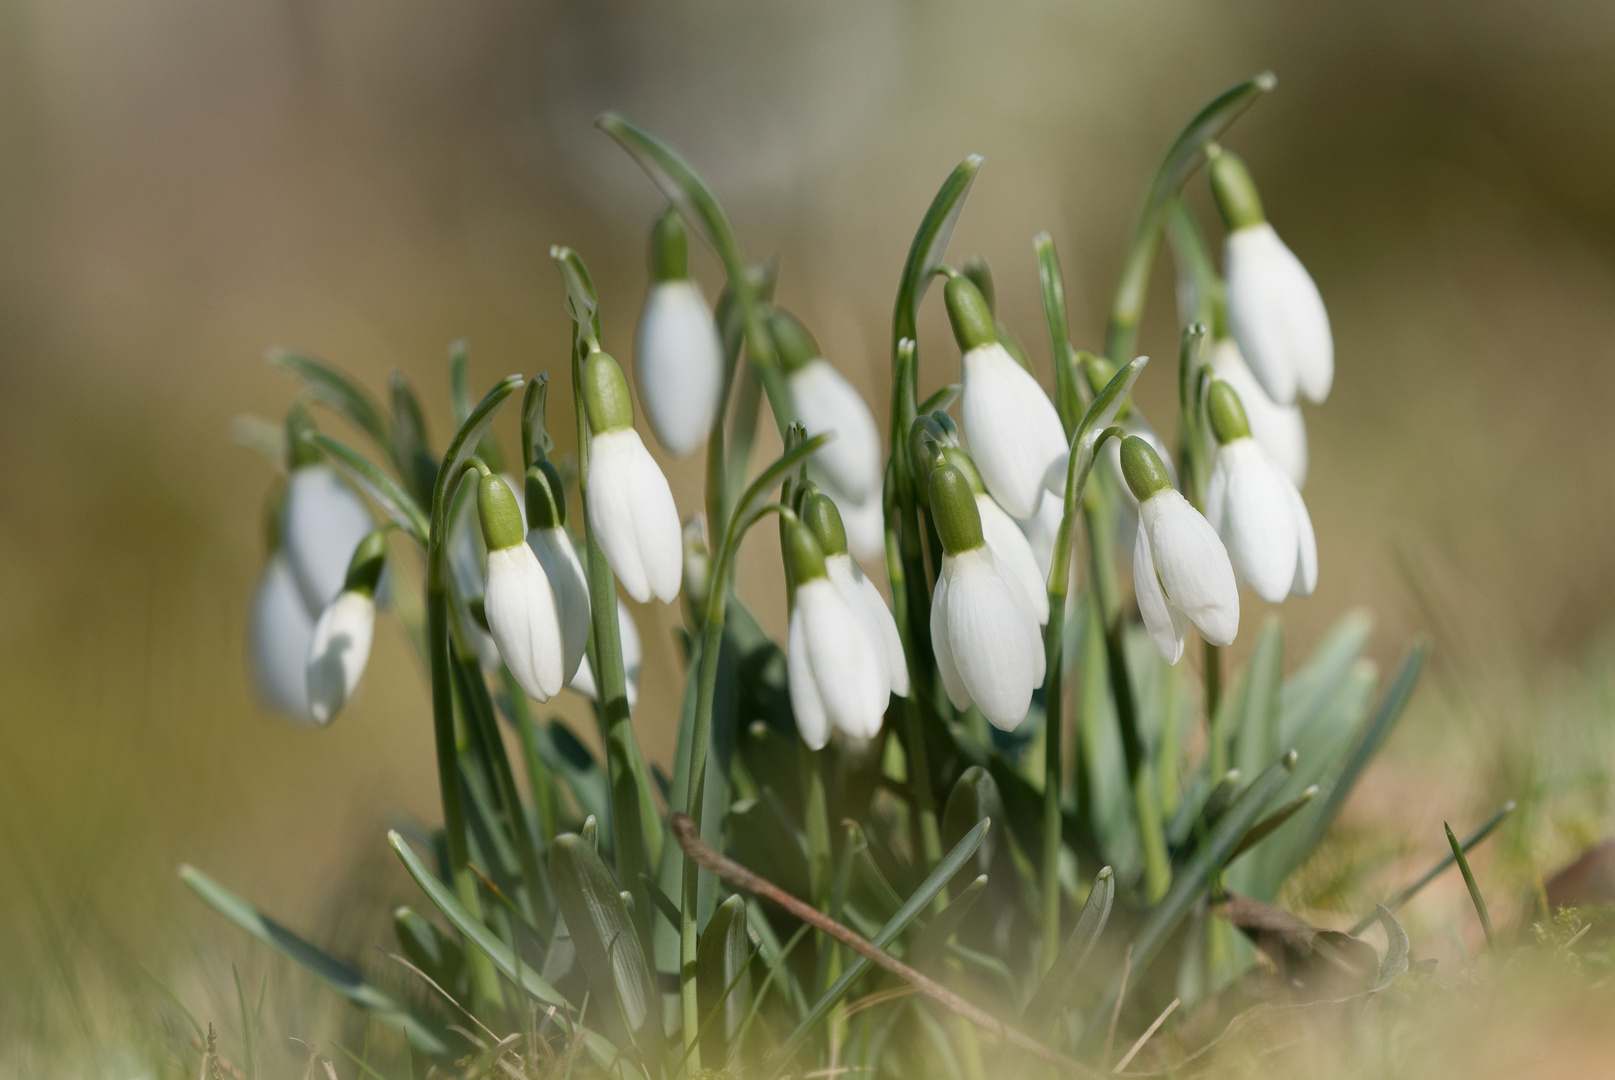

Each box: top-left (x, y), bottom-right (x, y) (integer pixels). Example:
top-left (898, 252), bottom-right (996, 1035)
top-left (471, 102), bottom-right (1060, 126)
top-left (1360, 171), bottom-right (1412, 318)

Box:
top-left (1447, 822), bottom-right (1496, 950)
top-left (1348, 800), bottom-right (1516, 935)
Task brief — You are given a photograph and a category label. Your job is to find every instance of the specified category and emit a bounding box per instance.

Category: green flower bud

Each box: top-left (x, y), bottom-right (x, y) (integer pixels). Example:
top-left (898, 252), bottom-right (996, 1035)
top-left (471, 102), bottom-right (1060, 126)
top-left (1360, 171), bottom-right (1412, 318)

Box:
top-left (1209, 147), bottom-right (1266, 232)
top-left (939, 447), bottom-right (986, 495)
top-left (801, 491), bottom-right (849, 558)
top-left (1119, 435), bottom-right (1173, 501)
top-left (1206, 379), bottom-right (1252, 444)
top-left (785, 520), bottom-right (828, 582)
top-left (286, 403), bottom-right (322, 469)
top-left (650, 206), bottom-right (689, 282)
top-left (928, 464), bottom-right (986, 555)
top-left (525, 460), bottom-right (567, 530)
top-left (768, 308), bottom-right (821, 375)
top-left (581, 351), bottom-right (634, 433)
top-left (478, 472), bottom-right (526, 551)
top-left (930, 410), bottom-right (960, 444)
top-left (341, 529), bottom-right (389, 597)
top-left (944, 275), bottom-right (997, 354)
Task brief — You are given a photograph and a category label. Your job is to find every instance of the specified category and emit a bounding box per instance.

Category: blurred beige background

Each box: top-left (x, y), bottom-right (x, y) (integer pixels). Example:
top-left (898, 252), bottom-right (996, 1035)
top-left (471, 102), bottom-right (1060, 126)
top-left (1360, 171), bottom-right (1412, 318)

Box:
top-left (5, 0), bottom-right (1615, 1032)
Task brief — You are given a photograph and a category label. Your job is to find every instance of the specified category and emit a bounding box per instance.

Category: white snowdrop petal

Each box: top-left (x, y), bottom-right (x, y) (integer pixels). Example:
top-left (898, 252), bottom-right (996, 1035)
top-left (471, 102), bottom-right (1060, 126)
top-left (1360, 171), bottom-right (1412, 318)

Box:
top-left (853, 569), bottom-right (910, 698)
top-left (1133, 526), bottom-right (1187, 665)
top-left (1225, 224), bottom-right (1334, 407)
top-left (248, 553), bottom-right (316, 720)
top-left (634, 280), bottom-right (724, 455)
top-left (961, 344), bottom-right (1068, 518)
top-left (307, 590), bottom-right (375, 725)
top-left (929, 567), bottom-right (973, 713)
top-left (567, 600), bottom-right (641, 708)
top-left (798, 580), bottom-right (888, 739)
top-left (1020, 490), bottom-right (1064, 580)
top-left (1142, 490), bottom-right (1239, 647)
top-left (977, 495), bottom-right (1049, 625)
top-left (944, 548), bottom-right (1040, 731)
top-left (283, 465), bottom-right (374, 616)
top-left (789, 359), bottom-right (883, 505)
top-left (623, 437), bottom-right (684, 603)
top-left (1289, 482), bottom-right (1318, 598)
top-left (1218, 441), bottom-right (1299, 605)
top-left (587, 430), bottom-right (673, 603)
top-left (787, 604), bottom-right (830, 750)
top-left (529, 527), bottom-right (591, 685)
top-left (485, 545), bottom-right (566, 702)
top-left (1210, 340), bottom-right (1308, 487)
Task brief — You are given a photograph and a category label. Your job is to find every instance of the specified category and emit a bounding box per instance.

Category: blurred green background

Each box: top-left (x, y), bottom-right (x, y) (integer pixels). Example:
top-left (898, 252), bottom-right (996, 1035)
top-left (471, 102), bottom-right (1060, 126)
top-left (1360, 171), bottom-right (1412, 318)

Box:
top-left (5, 0), bottom-right (1615, 1066)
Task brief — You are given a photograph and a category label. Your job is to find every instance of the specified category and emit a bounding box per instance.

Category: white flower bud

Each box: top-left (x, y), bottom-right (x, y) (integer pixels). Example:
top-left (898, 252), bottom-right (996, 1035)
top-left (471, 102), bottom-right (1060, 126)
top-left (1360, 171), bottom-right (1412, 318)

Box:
top-left (1208, 338), bottom-right (1307, 488)
top-left (824, 552), bottom-right (909, 699)
top-left (527, 526), bottom-right (591, 688)
top-left (959, 342), bottom-right (1068, 519)
top-left (247, 553), bottom-right (316, 721)
top-left (634, 279), bottom-right (724, 456)
top-left (485, 544), bottom-right (567, 702)
top-left (586, 428), bottom-right (683, 604)
top-left (787, 577), bottom-right (890, 750)
top-left (1224, 223), bottom-right (1333, 406)
top-left (568, 599), bottom-right (642, 709)
top-left (306, 590), bottom-right (375, 725)
top-left (1205, 438), bottom-right (1317, 604)
top-left (787, 358), bottom-right (883, 507)
top-left (975, 493), bottom-right (1049, 625)
top-left (282, 464), bottom-right (373, 615)
top-left (930, 546), bottom-right (1046, 731)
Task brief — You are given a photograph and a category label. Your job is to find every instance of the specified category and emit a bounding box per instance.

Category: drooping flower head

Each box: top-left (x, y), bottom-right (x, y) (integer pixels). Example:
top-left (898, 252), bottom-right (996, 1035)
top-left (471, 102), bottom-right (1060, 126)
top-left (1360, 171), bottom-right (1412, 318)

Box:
top-left (771, 308), bottom-right (884, 510)
top-left (783, 519), bottom-right (890, 750)
top-left (1120, 435), bottom-right (1240, 664)
top-left (1203, 380), bottom-right (1317, 604)
top-left (248, 482), bottom-right (316, 721)
top-left (946, 275), bottom-right (1068, 519)
top-left (307, 527), bottom-right (388, 725)
top-left (281, 404), bottom-right (375, 616)
top-left (526, 459), bottom-right (590, 688)
top-left (480, 468), bottom-right (567, 702)
top-left (927, 462), bottom-right (1045, 730)
top-left (634, 207), bottom-right (724, 456)
top-left (581, 350), bottom-right (683, 604)
top-left (1208, 337), bottom-right (1308, 487)
top-left (939, 448), bottom-right (1049, 625)
top-left (1212, 147), bottom-right (1333, 407)
top-left (800, 488), bottom-right (908, 699)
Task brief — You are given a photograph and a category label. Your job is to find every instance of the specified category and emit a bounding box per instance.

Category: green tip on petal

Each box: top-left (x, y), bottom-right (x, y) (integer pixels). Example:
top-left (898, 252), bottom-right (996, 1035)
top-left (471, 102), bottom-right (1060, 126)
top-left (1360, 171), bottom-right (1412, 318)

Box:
top-left (525, 460), bottom-right (567, 530)
top-left (285, 403), bottom-right (322, 469)
top-left (928, 464), bottom-right (985, 555)
top-left (1207, 380), bottom-right (1252, 444)
top-left (342, 529), bottom-right (389, 596)
top-left (478, 473), bottom-right (526, 551)
top-left (940, 447), bottom-right (986, 495)
top-left (944, 275), bottom-right (998, 354)
top-left (785, 520), bottom-right (828, 582)
top-left (961, 255), bottom-right (996, 314)
top-left (801, 491), bottom-right (848, 558)
top-left (650, 206), bottom-right (688, 282)
top-left (1119, 436), bottom-right (1173, 501)
top-left (768, 308), bottom-right (821, 374)
top-left (1208, 147), bottom-right (1266, 231)
top-left (581, 351), bottom-right (634, 433)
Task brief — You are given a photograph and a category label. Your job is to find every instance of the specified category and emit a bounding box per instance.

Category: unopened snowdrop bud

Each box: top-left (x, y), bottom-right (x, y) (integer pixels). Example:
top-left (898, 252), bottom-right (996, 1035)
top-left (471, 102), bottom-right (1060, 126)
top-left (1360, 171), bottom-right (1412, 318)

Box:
top-left (569, 599), bottom-right (642, 709)
top-left (582, 351), bottom-right (682, 604)
top-left (481, 471), bottom-right (567, 702)
top-left (1121, 436), bottom-right (1240, 663)
top-left (947, 275), bottom-right (1068, 519)
top-left (1203, 381), bottom-right (1318, 603)
top-left (1208, 338), bottom-right (1307, 487)
top-left (306, 529), bottom-right (387, 725)
top-left (1211, 148), bottom-right (1333, 406)
top-left (281, 405), bottom-right (375, 616)
top-left (941, 448), bottom-right (1048, 625)
top-left (525, 462), bottom-right (590, 687)
top-left (927, 464), bottom-right (1045, 730)
top-left (248, 526), bottom-right (317, 723)
top-left (772, 309), bottom-right (883, 507)
top-left (803, 491), bottom-right (908, 699)
top-left (784, 521), bottom-right (889, 750)
top-left (634, 209), bottom-right (724, 456)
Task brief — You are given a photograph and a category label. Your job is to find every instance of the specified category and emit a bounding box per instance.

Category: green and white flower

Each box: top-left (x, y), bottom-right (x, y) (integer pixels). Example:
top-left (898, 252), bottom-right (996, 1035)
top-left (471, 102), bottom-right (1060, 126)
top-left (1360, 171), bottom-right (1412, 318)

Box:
top-left (942, 449), bottom-right (1048, 625)
top-left (307, 529), bottom-right (387, 725)
top-left (525, 460), bottom-right (590, 688)
top-left (1208, 337), bottom-right (1308, 487)
top-left (634, 208), bottom-right (724, 456)
top-left (281, 406), bottom-right (374, 615)
top-left (802, 490), bottom-right (907, 699)
top-left (772, 308), bottom-right (884, 509)
top-left (1121, 435), bottom-right (1240, 663)
top-left (480, 470), bottom-right (567, 702)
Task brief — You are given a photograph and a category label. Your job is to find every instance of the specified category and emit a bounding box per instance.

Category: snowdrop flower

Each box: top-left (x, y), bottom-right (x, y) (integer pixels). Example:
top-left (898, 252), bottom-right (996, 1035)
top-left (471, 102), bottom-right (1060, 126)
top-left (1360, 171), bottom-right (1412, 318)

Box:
top-left (802, 490), bottom-right (908, 698)
top-left (634, 209), bottom-right (724, 456)
top-left (525, 460), bottom-right (590, 687)
top-left (448, 472), bottom-right (522, 670)
top-left (772, 309), bottom-right (883, 507)
top-left (927, 463), bottom-right (1045, 730)
top-left (941, 449), bottom-right (1048, 625)
top-left (1019, 489), bottom-right (1065, 582)
top-left (1212, 147), bottom-right (1333, 406)
top-left (1208, 337), bottom-right (1308, 488)
top-left (1120, 436), bottom-right (1240, 664)
top-left (480, 470), bottom-right (567, 702)
top-left (783, 521), bottom-right (889, 750)
top-left (306, 529), bottom-right (387, 725)
top-left (281, 406), bottom-right (374, 615)
top-left (1203, 381), bottom-right (1318, 603)
top-left (248, 549), bottom-right (316, 721)
top-left (947, 275), bottom-right (1068, 518)
top-left (568, 599), bottom-right (642, 709)
top-left (582, 350), bottom-right (682, 604)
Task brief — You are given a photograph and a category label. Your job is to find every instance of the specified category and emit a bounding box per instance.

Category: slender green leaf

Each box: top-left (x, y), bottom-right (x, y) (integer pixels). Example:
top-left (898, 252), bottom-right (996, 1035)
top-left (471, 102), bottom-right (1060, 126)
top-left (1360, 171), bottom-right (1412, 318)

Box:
top-left (1228, 785), bottom-right (1317, 863)
top-left (179, 865), bottom-right (451, 1057)
top-left (1023, 866), bottom-right (1114, 1032)
top-left (1348, 800), bottom-right (1516, 936)
top-left (906, 874), bottom-right (988, 972)
top-left (269, 349), bottom-right (392, 451)
top-left (549, 246), bottom-right (603, 352)
top-left (917, 383), bottom-right (961, 416)
top-left (449, 340), bottom-right (473, 425)
top-left (308, 432), bottom-right (429, 545)
top-left (1447, 822), bottom-right (1496, 949)
top-left (428, 375), bottom-right (524, 559)
top-left (389, 371), bottom-right (439, 505)
top-left (1371, 905), bottom-right (1410, 990)
top-left (1231, 618), bottom-right (1285, 781)
top-left (893, 155), bottom-right (985, 345)
top-left (393, 905), bottom-right (465, 996)
top-left (696, 894), bottom-right (752, 1064)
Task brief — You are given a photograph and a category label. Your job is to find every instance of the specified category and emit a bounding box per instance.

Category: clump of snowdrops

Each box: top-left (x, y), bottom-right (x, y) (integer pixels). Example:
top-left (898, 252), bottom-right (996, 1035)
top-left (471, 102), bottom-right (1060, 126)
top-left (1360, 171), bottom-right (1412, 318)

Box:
top-left (193, 73), bottom-right (1464, 1078)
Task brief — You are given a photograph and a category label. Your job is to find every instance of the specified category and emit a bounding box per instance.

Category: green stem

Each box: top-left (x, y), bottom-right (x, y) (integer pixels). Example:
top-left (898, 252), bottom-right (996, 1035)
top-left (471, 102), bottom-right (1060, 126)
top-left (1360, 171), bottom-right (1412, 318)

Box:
top-left (1204, 639), bottom-right (1223, 772)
